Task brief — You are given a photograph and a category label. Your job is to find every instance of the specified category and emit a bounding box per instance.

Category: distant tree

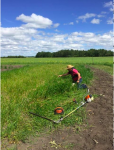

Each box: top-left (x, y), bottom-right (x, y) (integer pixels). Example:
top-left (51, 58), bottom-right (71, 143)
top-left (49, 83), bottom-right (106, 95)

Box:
top-left (35, 51), bottom-right (52, 57)
top-left (4, 55), bottom-right (26, 58)
top-left (97, 49), bottom-right (106, 56)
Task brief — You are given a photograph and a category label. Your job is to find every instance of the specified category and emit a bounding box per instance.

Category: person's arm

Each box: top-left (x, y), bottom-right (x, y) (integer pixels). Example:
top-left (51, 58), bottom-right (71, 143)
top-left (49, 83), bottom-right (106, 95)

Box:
top-left (58, 72), bottom-right (69, 77)
top-left (77, 72), bottom-right (80, 83)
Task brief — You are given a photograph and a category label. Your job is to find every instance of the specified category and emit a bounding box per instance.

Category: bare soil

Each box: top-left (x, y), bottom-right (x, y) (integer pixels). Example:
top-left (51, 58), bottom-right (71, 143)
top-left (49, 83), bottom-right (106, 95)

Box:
top-left (2, 67), bottom-right (113, 150)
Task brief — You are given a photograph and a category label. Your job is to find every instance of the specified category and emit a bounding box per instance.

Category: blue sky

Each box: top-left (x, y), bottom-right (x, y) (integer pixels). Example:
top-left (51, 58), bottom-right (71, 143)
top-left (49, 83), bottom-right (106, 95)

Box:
top-left (1, 0), bottom-right (113, 56)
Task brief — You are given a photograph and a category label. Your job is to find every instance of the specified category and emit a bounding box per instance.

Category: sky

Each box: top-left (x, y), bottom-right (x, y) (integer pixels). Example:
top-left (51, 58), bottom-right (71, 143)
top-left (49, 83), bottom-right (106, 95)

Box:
top-left (1, 0), bottom-right (113, 56)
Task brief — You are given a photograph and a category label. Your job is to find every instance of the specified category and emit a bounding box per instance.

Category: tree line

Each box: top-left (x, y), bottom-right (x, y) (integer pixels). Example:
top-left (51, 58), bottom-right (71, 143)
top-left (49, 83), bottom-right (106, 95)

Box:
top-left (35, 49), bottom-right (113, 58)
top-left (1, 56), bottom-right (26, 58)
top-left (1, 49), bottom-right (113, 58)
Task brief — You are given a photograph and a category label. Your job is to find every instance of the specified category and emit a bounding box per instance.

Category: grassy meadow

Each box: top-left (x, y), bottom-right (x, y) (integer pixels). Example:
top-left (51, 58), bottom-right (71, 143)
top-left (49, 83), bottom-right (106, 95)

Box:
top-left (1, 56), bottom-right (113, 65)
top-left (1, 57), bottom-right (113, 143)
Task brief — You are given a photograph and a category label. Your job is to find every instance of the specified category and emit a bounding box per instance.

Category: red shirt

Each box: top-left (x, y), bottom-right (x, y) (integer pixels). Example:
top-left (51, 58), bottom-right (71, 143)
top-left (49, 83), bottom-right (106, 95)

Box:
top-left (68, 68), bottom-right (82, 81)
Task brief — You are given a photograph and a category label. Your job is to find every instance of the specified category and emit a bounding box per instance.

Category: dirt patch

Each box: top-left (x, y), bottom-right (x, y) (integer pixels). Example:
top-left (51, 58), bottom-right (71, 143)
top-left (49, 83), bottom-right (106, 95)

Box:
top-left (1, 65), bottom-right (24, 72)
top-left (2, 67), bottom-right (113, 150)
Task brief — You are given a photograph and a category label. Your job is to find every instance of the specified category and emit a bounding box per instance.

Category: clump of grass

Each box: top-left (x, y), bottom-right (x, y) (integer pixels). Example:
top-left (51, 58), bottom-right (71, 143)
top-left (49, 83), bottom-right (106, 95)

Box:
top-left (4, 66), bottom-right (7, 69)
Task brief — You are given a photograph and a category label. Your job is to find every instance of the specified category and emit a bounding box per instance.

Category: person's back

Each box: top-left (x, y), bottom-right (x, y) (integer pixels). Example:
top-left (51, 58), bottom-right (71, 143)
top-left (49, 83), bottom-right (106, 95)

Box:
top-left (68, 67), bottom-right (82, 83)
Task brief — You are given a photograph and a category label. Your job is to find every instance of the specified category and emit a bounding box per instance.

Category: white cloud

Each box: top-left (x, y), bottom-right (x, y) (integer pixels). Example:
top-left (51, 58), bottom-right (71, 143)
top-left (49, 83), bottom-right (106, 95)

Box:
top-left (71, 32), bottom-right (79, 36)
top-left (63, 22), bottom-right (74, 25)
top-left (109, 7), bottom-right (113, 11)
top-left (91, 18), bottom-right (101, 24)
top-left (101, 11), bottom-right (107, 14)
top-left (71, 32), bottom-right (95, 38)
top-left (1, 25), bottom-right (113, 56)
top-left (55, 29), bottom-right (59, 32)
top-left (1, 27), bottom-right (37, 37)
top-left (97, 14), bottom-right (105, 18)
top-left (69, 22), bottom-right (74, 25)
top-left (104, 1), bottom-right (113, 11)
top-left (16, 13), bottom-right (53, 29)
top-left (83, 32), bottom-right (95, 37)
top-left (107, 18), bottom-right (113, 24)
top-left (66, 31), bottom-right (113, 50)
top-left (53, 23), bottom-right (60, 28)
top-left (76, 20), bottom-right (79, 23)
top-left (104, 1), bottom-right (112, 7)
top-left (51, 34), bottom-right (68, 42)
top-left (78, 13), bottom-right (96, 22)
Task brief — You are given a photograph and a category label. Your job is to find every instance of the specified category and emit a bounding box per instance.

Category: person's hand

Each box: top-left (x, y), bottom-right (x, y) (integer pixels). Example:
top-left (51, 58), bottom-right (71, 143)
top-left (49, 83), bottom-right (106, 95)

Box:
top-left (77, 80), bottom-right (79, 83)
top-left (58, 75), bottom-right (62, 77)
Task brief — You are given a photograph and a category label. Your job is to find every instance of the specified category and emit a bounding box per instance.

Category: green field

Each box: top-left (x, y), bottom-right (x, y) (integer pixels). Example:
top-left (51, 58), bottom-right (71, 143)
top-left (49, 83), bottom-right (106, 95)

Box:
top-left (1, 56), bottom-right (113, 65)
top-left (1, 57), bottom-right (113, 143)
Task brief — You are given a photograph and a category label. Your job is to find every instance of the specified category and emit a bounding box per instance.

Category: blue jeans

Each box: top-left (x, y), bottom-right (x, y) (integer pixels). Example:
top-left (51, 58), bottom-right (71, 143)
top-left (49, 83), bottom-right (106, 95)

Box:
top-left (73, 78), bottom-right (87, 89)
top-left (77, 78), bottom-right (82, 89)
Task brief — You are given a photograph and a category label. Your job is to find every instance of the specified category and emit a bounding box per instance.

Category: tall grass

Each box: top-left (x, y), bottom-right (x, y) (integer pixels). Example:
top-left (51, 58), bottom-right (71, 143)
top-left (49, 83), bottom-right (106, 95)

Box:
top-left (1, 64), bottom-right (93, 142)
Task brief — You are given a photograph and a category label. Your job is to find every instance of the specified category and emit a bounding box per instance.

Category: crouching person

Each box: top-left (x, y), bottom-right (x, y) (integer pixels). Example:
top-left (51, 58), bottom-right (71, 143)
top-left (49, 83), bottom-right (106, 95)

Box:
top-left (58, 65), bottom-right (86, 89)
